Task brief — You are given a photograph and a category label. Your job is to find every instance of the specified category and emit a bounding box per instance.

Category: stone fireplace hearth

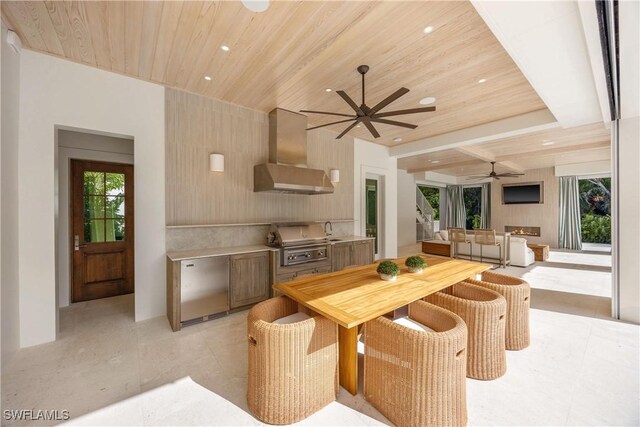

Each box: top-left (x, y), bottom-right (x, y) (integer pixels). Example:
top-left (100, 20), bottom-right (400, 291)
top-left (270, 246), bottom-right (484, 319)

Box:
top-left (505, 225), bottom-right (541, 237)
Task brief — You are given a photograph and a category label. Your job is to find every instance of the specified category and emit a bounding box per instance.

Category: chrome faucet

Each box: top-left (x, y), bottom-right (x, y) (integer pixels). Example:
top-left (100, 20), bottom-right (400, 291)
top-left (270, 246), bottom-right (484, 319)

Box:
top-left (324, 221), bottom-right (333, 236)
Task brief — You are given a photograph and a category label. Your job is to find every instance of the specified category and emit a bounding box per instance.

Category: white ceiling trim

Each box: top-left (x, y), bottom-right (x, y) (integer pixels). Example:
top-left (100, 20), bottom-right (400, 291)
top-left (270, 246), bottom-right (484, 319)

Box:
top-left (389, 109), bottom-right (558, 159)
top-left (472, 0), bottom-right (602, 128)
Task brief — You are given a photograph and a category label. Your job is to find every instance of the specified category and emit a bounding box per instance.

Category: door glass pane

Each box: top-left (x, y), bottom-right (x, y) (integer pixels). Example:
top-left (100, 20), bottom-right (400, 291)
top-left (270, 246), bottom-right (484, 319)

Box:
top-left (105, 219), bottom-right (125, 242)
top-left (106, 196), bottom-right (125, 218)
top-left (84, 219), bottom-right (106, 243)
top-left (106, 173), bottom-right (125, 196)
top-left (83, 172), bottom-right (104, 195)
top-left (365, 178), bottom-right (378, 254)
top-left (84, 196), bottom-right (105, 219)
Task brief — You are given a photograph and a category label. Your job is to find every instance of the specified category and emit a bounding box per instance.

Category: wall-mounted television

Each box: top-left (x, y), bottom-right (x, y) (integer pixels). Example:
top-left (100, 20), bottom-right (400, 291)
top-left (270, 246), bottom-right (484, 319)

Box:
top-left (502, 182), bottom-right (544, 204)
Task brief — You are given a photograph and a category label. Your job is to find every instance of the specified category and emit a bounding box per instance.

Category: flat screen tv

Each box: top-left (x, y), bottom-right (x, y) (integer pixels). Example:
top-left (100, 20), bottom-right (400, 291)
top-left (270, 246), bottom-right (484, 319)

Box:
top-left (502, 182), bottom-right (543, 204)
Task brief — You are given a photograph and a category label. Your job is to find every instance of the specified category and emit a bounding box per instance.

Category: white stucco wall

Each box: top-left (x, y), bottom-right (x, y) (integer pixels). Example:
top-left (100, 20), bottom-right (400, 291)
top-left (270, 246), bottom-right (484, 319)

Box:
top-left (616, 0), bottom-right (639, 324)
top-left (353, 138), bottom-right (398, 258)
top-left (18, 51), bottom-right (165, 346)
top-left (1, 22), bottom-right (22, 365)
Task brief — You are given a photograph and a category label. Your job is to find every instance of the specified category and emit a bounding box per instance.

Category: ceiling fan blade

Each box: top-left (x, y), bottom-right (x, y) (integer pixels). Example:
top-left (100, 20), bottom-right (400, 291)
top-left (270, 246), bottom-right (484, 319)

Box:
top-left (370, 118), bottom-right (417, 129)
top-left (307, 118), bottom-right (355, 131)
top-left (495, 173), bottom-right (525, 177)
top-left (300, 110), bottom-right (355, 118)
top-left (335, 120), bottom-right (360, 139)
top-left (369, 87), bottom-right (410, 115)
top-left (362, 119), bottom-right (380, 138)
top-left (336, 90), bottom-right (364, 115)
top-left (373, 106), bottom-right (436, 118)
top-left (466, 175), bottom-right (490, 180)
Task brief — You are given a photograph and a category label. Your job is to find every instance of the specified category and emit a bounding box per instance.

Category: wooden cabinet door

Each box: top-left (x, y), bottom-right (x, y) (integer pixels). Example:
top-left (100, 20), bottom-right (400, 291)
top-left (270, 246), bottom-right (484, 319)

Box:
top-left (352, 240), bottom-right (374, 266)
top-left (332, 242), bottom-right (353, 271)
top-left (230, 252), bottom-right (269, 309)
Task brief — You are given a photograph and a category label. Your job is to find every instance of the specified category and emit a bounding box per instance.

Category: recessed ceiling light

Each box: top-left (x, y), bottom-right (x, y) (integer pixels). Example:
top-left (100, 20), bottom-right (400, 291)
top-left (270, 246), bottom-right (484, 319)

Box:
top-left (204, 76), bottom-right (212, 81)
top-left (221, 45), bottom-right (230, 52)
top-left (431, 160), bottom-right (440, 164)
top-left (325, 88), bottom-right (332, 92)
top-left (393, 137), bottom-right (403, 143)
top-left (241, 0), bottom-right (269, 13)
top-left (423, 26), bottom-right (434, 34)
top-left (542, 141), bottom-right (555, 146)
top-left (419, 97), bottom-right (436, 105)
top-left (356, 124), bottom-right (361, 128)
top-left (478, 78), bottom-right (487, 83)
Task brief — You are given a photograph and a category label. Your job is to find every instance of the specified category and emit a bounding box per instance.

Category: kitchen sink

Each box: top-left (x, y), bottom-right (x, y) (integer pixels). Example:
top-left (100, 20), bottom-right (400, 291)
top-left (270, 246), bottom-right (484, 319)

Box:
top-left (329, 238), bottom-right (343, 242)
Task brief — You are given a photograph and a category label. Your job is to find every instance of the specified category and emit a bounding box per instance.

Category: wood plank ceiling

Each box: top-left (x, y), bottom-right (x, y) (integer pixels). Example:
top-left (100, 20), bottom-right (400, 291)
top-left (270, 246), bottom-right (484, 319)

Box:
top-left (397, 122), bottom-right (612, 176)
top-left (2, 1), bottom-right (550, 145)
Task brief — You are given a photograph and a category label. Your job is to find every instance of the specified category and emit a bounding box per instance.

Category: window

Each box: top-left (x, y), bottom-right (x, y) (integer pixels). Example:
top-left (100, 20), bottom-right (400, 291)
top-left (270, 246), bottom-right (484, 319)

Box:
top-left (83, 171), bottom-right (126, 243)
top-left (463, 186), bottom-right (481, 230)
top-left (417, 185), bottom-right (440, 220)
top-left (579, 177), bottom-right (611, 243)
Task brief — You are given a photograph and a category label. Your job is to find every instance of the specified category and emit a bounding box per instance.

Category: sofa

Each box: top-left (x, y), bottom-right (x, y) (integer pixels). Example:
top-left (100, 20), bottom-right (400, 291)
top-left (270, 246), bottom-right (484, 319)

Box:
top-left (427, 230), bottom-right (535, 267)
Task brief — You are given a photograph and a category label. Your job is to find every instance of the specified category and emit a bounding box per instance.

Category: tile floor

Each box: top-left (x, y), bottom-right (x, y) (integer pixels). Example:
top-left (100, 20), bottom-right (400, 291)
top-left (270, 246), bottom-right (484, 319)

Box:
top-left (2, 247), bottom-right (638, 426)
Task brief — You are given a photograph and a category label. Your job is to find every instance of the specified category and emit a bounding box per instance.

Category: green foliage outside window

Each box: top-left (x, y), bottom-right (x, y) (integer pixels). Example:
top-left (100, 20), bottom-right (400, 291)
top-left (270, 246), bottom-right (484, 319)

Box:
top-left (579, 178), bottom-right (611, 244)
top-left (417, 185), bottom-right (440, 220)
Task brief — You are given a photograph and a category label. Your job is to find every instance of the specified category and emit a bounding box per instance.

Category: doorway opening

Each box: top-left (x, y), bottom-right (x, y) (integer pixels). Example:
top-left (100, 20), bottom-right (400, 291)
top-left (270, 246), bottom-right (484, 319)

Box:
top-left (365, 174), bottom-right (384, 259)
top-left (578, 177), bottom-right (611, 251)
top-left (56, 128), bottom-right (135, 335)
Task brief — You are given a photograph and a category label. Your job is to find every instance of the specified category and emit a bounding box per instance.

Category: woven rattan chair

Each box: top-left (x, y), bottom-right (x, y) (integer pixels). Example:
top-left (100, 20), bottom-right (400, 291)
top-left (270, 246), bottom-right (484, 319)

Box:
top-left (424, 282), bottom-right (507, 380)
top-left (464, 271), bottom-right (531, 350)
top-left (247, 296), bottom-right (338, 424)
top-left (449, 227), bottom-right (473, 261)
top-left (474, 228), bottom-right (503, 267)
top-left (364, 300), bottom-right (468, 427)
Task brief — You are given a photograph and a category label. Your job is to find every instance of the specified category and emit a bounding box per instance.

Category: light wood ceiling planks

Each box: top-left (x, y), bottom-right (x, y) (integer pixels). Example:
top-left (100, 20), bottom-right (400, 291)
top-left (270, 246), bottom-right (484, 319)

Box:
top-left (2, 1), bottom-right (547, 145)
top-left (399, 122), bottom-right (611, 175)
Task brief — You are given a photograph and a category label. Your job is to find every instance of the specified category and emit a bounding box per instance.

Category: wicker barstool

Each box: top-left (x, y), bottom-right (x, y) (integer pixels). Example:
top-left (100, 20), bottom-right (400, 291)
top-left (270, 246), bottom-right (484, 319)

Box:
top-left (424, 282), bottom-right (507, 380)
top-left (464, 271), bottom-right (531, 350)
top-left (364, 300), bottom-right (468, 427)
top-left (247, 296), bottom-right (338, 424)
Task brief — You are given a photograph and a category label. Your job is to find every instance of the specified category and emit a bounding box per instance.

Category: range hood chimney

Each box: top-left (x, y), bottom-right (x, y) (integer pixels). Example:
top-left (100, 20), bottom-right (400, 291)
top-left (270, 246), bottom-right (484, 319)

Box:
top-left (254, 108), bottom-right (334, 195)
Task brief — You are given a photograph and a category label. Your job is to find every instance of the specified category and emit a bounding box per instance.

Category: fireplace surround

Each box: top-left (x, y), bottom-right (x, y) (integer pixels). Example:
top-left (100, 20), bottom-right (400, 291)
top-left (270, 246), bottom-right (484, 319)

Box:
top-left (505, 225), bottom-right (541, 237)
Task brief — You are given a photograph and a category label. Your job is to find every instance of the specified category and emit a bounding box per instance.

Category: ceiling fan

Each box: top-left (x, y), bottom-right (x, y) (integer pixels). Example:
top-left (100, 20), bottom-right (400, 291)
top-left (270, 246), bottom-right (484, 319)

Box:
top-left (301, 65), bottom-right (436, 139)
top-left (466, 162), bottom-right (525, 180)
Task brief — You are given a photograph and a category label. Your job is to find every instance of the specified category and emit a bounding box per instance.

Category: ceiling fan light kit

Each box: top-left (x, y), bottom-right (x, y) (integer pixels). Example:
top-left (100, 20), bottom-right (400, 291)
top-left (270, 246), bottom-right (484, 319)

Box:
top-left (302, 65), bottom-right (437, 139)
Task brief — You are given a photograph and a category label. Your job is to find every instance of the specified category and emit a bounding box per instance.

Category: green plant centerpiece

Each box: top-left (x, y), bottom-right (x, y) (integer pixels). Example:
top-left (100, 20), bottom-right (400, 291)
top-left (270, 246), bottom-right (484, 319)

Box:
top-left (405, 255), bottom-right (427, 273)
top-left (376, 260), bottom-right (400, 281)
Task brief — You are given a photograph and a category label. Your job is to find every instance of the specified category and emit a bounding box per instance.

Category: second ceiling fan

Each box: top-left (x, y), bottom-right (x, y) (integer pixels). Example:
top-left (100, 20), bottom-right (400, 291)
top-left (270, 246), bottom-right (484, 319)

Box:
top-left (301, 65), bottom-right (436, 139)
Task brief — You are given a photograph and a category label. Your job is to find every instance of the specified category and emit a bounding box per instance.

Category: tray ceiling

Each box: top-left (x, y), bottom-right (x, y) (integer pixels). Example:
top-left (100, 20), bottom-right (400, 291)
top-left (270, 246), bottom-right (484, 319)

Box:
top-left (398, 122), bottom-right (611, 176)
top-left (2, 1), bottom-right (547, 145)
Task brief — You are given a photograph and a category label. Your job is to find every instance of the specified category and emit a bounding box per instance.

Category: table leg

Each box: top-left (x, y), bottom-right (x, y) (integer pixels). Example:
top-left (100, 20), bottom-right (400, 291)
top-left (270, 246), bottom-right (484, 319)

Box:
top-left (338, 325), bottom-right (358, 395)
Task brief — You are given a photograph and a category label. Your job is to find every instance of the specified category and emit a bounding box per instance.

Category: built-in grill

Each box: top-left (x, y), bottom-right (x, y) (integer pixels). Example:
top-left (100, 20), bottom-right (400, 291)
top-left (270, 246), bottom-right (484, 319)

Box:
top-left (267, 222), bottom-right (329, 266)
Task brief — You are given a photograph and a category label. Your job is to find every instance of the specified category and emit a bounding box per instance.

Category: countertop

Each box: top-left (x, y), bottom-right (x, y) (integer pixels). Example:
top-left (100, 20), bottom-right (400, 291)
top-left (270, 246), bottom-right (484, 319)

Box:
top-left (166, 245), bottom-right (276, 261)
top-left (327, 235), bottom-right (375, 244)
top-left (166, 236), bottom-right (374, 261)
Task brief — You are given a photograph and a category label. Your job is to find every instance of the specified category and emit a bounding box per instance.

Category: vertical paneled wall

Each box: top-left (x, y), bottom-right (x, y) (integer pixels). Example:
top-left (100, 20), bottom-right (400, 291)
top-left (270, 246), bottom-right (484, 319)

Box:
top-left (490, 167), bottom-right (559, 247)
top-left (165, 89), bottom-right (354, 225)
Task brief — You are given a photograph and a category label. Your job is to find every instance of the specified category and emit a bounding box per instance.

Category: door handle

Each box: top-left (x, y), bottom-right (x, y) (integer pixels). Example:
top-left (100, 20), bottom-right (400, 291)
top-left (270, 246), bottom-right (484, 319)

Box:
top-left (74, 235), bottom-right (87, 251)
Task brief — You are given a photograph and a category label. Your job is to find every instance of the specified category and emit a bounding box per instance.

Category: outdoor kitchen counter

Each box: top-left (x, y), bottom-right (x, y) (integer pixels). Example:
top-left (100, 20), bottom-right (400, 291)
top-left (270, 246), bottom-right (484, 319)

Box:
top-left (328, 235), bottom-right (375, 244)
top-left (166, 245), bottom-right (276, 261)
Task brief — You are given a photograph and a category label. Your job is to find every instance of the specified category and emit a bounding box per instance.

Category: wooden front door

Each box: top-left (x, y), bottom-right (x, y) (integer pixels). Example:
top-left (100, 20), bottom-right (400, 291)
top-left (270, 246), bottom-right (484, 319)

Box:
top-left (71, 160), bottom-right (134, 303)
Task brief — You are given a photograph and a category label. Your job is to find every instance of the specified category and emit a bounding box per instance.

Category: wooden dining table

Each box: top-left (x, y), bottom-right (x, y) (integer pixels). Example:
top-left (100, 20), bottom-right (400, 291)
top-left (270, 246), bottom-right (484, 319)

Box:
top-left (273, 255), bottom-right (492, 395)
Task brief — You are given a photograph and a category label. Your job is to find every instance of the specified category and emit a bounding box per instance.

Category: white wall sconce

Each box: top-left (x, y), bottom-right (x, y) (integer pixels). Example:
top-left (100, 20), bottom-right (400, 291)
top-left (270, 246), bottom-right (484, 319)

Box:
top-left (209, 153), bottom-right (224, 172)
top-left (330, 169), bottom-right (340, 183)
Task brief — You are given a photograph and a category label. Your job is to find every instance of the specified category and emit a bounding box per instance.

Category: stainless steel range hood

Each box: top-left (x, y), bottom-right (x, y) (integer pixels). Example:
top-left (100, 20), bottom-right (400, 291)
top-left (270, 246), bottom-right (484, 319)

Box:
top-left (254, 108), bottom-right (334, 195)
